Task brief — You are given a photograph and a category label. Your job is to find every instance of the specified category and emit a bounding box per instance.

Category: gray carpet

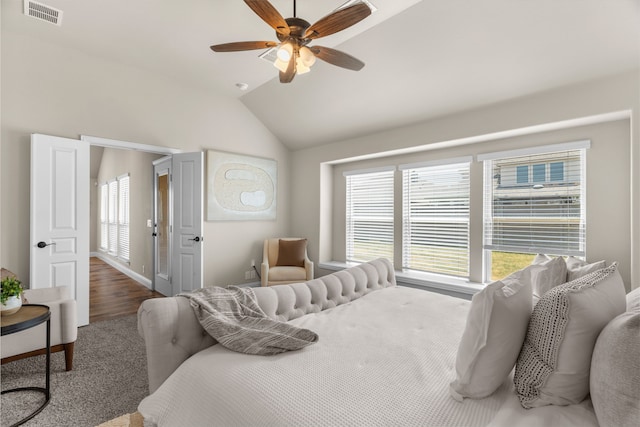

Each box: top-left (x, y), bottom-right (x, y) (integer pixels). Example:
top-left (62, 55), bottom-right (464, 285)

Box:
top-left (1, 315), bottom-right (149, 426)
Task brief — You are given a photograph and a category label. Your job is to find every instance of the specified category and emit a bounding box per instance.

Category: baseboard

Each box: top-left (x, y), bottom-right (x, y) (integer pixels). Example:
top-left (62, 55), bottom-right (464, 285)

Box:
top-left (92, 253), bottom-right (152, 290)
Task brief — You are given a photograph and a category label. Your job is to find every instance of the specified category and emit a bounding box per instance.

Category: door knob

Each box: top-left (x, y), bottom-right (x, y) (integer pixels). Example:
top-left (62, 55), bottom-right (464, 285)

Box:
top-left (37, 241), bottom-right (56, 248)
top-left (188, 236), bottom-right (201, 242)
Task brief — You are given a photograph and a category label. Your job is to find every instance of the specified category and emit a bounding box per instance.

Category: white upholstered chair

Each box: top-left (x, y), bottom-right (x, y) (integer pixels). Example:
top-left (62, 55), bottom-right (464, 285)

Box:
top-left (1, 286), bottom-right (77, 371)
top-left (261, 238), bottom-right (314, 287)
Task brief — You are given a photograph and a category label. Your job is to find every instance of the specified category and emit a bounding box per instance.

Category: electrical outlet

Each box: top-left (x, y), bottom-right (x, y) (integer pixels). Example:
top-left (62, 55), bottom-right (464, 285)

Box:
top-left (244, 271), bottom-right (251, 280)
top-left (251, 259), bottom-right (255, 267)
top-left (142, 265), bottom-right (145, 274)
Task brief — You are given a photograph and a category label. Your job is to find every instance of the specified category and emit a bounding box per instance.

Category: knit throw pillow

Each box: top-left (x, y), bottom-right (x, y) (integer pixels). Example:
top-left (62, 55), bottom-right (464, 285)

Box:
top-left (514, 263), bottom-right (626, 408)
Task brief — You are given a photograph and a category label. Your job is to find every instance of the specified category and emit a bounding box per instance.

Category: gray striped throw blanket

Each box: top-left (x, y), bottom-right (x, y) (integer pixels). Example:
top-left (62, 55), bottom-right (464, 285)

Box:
top-left (179, 286), bottom-right (318, 355)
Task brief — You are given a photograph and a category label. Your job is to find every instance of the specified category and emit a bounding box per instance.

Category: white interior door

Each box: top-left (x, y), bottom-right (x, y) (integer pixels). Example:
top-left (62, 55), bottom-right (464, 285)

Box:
top-left (31, 134), bottom-right (89, 326)
top-left (152, 157), bottom-right (172, 296)
top-left (171, 152), bottom-right (204, 295)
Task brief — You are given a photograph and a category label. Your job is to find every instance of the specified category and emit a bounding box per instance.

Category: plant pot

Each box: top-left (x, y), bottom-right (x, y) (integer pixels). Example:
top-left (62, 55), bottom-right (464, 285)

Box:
top-left (1, 295), bottom-right (22, 316)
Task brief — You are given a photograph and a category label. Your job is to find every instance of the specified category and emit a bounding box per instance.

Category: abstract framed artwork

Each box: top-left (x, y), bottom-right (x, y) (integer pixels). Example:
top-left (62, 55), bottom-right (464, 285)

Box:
top-left (206, 150), bottom-right (277, 221)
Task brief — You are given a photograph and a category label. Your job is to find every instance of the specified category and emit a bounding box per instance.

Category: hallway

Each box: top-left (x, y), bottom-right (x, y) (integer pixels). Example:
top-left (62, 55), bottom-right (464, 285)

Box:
top-left (90, 257), bottom-right (163, 323)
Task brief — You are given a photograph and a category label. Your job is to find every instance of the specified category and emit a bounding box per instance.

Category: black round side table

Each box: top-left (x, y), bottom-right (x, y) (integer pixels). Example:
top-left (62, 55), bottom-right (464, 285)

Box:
top-left (1, 304), bottom-right (51, 427)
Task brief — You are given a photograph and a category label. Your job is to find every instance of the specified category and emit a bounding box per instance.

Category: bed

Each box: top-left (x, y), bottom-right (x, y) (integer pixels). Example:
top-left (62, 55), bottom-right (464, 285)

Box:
top-left (137, 258), bottom-right (639, 427)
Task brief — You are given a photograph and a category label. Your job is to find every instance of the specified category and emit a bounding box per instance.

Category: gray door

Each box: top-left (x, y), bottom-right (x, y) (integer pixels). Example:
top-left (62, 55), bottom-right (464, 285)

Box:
top-left (152, 152), bottom-right (203, 296)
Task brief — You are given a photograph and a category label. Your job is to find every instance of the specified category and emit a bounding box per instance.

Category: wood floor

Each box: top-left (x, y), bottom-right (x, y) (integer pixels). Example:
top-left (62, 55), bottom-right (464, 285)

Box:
top-left (90, 257), bottom-right (164, 323)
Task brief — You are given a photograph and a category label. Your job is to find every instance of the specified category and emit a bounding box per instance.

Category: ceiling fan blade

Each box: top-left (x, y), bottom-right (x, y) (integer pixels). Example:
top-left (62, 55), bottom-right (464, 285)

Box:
top-left (210, 41), bottom-right (278, 52)
top-left (244, 0), bottom-right (290, 36)
top-left (310, 46), bottom-right (365, 71)
top-left (304, 3), bottom-right (371, 40)
top-left (279, 53), bottom-right (296, 83)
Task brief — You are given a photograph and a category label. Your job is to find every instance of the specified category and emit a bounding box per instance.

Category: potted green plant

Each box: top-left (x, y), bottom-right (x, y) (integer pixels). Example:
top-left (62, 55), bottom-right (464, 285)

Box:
top-left (1, 276), bottom-right (24, 316)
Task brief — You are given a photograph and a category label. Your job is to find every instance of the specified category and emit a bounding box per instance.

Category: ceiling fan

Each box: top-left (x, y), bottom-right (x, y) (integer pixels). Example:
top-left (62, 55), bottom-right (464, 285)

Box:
top-left (210, 0), bottom-right (372, 83)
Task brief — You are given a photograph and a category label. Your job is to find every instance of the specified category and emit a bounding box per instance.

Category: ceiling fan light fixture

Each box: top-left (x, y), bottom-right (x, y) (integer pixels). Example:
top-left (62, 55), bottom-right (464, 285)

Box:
top-left (296, 58), bottom-right (311, 74)
top-left (273, 58), bottom-right (290, 72)
top-left (299, 46), bottom-right (316, 67)
top-left (276, 42), bottom-right (293, 62)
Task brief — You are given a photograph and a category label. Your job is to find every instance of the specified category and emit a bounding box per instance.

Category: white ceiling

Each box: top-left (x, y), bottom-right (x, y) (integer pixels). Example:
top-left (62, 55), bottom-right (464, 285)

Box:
top-left (3, 0), bottom-right (639, 150)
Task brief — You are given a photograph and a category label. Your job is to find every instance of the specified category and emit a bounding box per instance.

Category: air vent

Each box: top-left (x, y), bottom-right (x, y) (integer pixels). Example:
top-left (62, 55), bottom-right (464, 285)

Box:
top-left (23, 0), bottom-right (63, 26)
top-left (258, 47), bottom-right (279, 64)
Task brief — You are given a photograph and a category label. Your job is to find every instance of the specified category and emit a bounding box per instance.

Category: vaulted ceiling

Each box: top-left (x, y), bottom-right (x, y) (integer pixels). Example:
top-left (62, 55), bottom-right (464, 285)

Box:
top-left (3, 0), bottom-right (639, 149)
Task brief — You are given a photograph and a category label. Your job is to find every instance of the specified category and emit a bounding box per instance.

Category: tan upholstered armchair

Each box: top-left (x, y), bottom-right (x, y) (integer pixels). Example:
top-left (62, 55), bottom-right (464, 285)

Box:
top-left (261, 238), bottom-right (314, 287)
top-left (1, 286), bottom-right (77, 371)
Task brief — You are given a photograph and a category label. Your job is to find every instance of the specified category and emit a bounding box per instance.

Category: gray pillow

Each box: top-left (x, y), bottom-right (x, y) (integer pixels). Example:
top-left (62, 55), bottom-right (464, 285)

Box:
top-left (514, 263), bottom-right (626, 408)
top-left (590, 310), bottom-right (640, 427)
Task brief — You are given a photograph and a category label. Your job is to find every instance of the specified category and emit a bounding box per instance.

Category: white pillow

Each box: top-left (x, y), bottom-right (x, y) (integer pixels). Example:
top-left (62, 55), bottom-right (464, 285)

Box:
top-left (625, 286), bottom-right (640, 312)
top-left (514, 263), bottom-right (627, 408)
top-left (590, 310), bottom-right (640, 427)
top-left (565, 256), bottom-right (606, 282)
top-left (531, 254), bottom-right (567, 299)
top-left (450, 264), bottom-right (536, 401)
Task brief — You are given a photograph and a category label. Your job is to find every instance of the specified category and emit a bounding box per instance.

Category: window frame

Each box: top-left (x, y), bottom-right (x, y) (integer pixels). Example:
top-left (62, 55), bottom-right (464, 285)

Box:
top-left (99, 174), bottom-right (131, 263)
top-left (344, 166), bottom-right (396, 263)
top-left (479, 140), bottom-right (590, 282)
top-left (399, 157), bottom-right (472, 278)
top-left (117, 174), bottom-right (130, 262)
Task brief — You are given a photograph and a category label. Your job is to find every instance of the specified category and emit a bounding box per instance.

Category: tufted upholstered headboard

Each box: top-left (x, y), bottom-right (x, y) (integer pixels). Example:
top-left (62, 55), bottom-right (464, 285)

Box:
top-left (138, 258), bottom-right (396, 393)
top-left (253, 257), bottom-right (396, 322)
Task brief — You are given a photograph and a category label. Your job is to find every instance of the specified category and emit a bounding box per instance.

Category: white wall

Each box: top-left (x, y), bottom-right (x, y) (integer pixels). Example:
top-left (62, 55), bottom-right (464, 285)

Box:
top-left (0, 31), bottom-right (290, 288)
top-left (291, 70), bottom-right (640, 290)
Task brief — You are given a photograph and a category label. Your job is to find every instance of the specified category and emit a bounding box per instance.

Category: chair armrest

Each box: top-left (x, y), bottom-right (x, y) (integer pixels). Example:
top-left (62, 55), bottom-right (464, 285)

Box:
top-left (1, 296), bottom-right (77, 358)
top-left (24, 287), bottom-right (77, 344)
top-left (261, 263), bottom-right (269, 286)
top-left (304, 257), bottom-right (314, 280)
top-left (24, 286), bottom-right (71, 303)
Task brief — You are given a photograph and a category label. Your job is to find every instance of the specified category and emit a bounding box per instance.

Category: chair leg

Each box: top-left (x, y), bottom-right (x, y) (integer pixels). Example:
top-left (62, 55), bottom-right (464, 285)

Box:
top-left (64, 342), bottom-right (75, 371)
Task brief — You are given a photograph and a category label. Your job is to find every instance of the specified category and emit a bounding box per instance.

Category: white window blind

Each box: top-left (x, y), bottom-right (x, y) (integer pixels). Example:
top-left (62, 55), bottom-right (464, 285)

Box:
top-left (108, 180), bottom-right (118, 255)
top-left (118, 175), bottom-right (130, 262)
top-left (101, 175), bottom-right (131, 262)
top-left (401, 160), bottom-right (470, 277)
top-left (345, 168), bottom-right (394, 263)
top-left (100, 184), bottom-right (108, 251)
top-left (483, 147), bottom-right (586, 257)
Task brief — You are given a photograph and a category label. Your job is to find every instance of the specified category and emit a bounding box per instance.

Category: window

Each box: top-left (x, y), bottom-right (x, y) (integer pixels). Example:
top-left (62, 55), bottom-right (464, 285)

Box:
top-left (532, 163), bottom-right (546, 183)
top-left (108, 180), bottom-right (118, 255)
top-left (345, 168), bottom-right (394, 263)
top-left (516, 165), bottom-right (529, 184)
top-left (118, 175), bottom-right (130, 262)
top-left (401, 159), bottom-right (471, 277)
top-left (100, 174), bottom-right (130, 262)
top-left (100, 184), bottom-right (108, 251)
top-left (481, 142), bottom-right (588, 280)
top-left (550, 162), bottom-right (564, 182)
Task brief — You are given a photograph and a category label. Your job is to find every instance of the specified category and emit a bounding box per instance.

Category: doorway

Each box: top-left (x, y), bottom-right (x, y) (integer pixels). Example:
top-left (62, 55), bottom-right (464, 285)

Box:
top-left (85, 136), bottom-right (183, 320)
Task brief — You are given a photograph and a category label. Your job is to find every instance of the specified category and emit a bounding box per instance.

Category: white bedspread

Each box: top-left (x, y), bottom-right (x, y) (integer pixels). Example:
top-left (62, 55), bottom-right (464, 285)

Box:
top-left (138, 286), bottom-right (597, 427)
